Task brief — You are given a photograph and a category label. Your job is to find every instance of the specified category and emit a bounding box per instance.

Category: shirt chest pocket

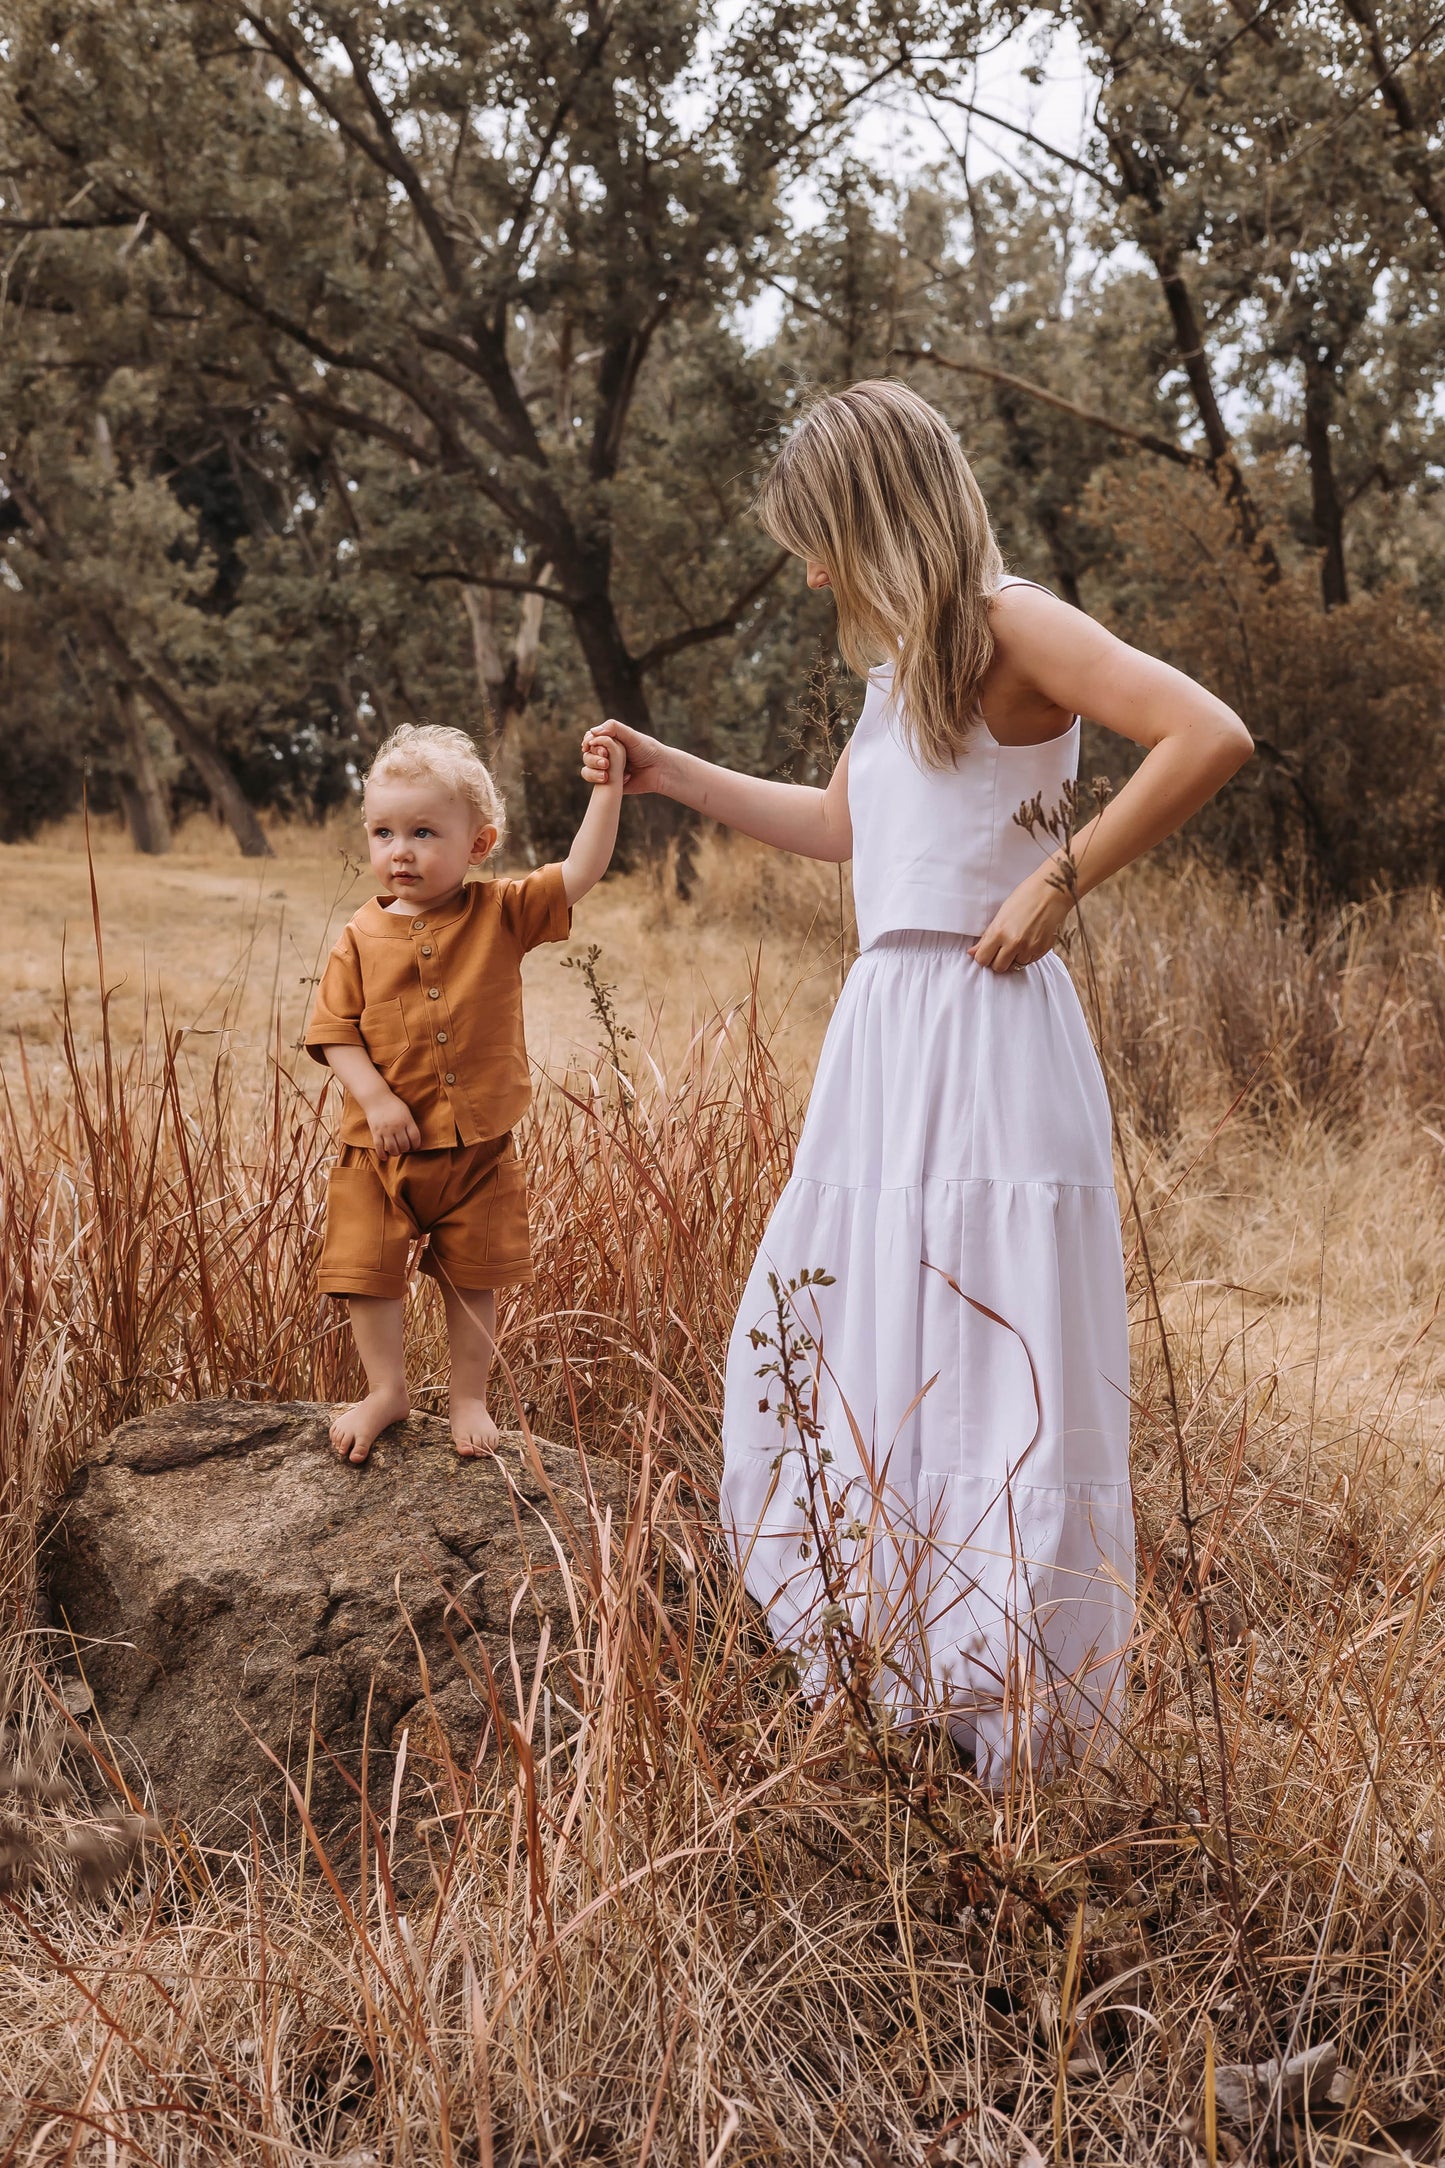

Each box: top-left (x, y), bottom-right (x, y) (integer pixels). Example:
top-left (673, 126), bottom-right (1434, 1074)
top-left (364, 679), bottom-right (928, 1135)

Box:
top-left (360, 998), bottom-right (410, 1058)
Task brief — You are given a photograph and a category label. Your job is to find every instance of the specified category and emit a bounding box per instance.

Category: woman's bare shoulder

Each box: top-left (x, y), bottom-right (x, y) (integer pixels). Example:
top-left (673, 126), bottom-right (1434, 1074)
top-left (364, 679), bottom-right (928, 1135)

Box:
top-left (988, 580), bottom-right (1115, 671)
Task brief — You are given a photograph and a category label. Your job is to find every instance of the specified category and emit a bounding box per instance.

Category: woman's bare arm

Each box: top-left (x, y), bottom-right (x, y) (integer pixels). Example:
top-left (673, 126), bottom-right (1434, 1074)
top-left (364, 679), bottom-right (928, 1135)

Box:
top-left (970, 586), bottom-right (1253, 972)
top-left (591, 721), bottom-right (853, 864)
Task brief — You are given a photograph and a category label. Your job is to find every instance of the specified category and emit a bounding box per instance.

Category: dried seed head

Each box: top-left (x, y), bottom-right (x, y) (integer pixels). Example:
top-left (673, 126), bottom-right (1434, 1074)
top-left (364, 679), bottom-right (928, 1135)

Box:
top-left (0, 1828), bottom-right (42, 1896)
top-left (59, 1812), bottom-right (162, 1897)
top-left (0, 1759), bottom-right (71, 1805)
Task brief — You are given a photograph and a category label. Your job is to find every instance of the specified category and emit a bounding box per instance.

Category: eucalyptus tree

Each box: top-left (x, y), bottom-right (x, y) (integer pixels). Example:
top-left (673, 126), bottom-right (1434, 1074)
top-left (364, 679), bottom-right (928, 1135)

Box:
top-left (1103, 0), bottom-right (1440, 602)
top-left (1, 0), bottom-right (988, 849)
top-left (902, 0), bottom-right (1444, 606)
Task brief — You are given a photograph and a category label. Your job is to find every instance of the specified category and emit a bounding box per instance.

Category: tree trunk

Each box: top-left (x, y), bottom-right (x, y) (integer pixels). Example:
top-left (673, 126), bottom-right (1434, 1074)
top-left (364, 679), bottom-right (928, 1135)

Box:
top-left (568, 585), bottom-right (699, 889)
top-left (568, 588), bottom-right (652, 730)
top-left (1302, 346), bottom-right (1350, 609)
top-left (87, 608), bottom-right (273, 858)
top-left (1037, 511), bottom-right (1083, 609)
top-left (1147, 242), bottom-right (1281, 581)
top-left (460, 577), bottom-right (549, 865)
top-left (114, 685), bottom-right (172, 854)
top-left (981, 375), bottom-right (1085, 606)
top-left (160, 699), bottom-right (273, 858)
top-left (1070, 2), bottom-right (1281, 581)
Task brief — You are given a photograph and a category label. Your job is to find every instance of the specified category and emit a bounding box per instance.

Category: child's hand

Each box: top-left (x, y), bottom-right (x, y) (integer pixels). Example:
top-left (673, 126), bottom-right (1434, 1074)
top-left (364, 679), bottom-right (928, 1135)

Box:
top-left (365, 1089), bottom-right (423, 1157)
top-left (580, 729), bottom-right (624, 789)
top-left (563, 728), bottom-right (627, 905)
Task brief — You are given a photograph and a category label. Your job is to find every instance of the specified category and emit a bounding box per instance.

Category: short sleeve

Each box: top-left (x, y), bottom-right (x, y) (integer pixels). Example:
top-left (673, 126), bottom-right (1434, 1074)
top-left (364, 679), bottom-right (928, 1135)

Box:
top-left (497, 863), bottom-right (572, 954)
top-left (303, 929), bottom-right (367, 1066)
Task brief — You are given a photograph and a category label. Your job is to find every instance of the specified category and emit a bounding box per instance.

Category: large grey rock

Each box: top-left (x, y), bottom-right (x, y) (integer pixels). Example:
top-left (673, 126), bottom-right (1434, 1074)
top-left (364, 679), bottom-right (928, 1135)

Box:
top-left (41, 1400), bottom-right (621, 1837)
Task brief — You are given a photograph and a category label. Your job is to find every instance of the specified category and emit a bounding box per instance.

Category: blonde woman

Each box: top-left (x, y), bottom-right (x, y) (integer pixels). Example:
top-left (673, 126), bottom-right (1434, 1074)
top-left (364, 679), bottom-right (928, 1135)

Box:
top-left (596, 381), bottom-right (1251, 1780)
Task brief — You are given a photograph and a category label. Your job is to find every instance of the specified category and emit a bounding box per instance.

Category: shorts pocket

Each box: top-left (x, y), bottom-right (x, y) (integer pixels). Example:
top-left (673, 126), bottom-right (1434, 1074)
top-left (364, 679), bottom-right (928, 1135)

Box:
top-left (360, 997), bottom-right (409, 1057)
top-left (322, 1162), bottom-right (388, 1277)
top-left (484, 1148), bottom-right (529, 1252)
top-left (431, 1144), bottom-right (530, 1283)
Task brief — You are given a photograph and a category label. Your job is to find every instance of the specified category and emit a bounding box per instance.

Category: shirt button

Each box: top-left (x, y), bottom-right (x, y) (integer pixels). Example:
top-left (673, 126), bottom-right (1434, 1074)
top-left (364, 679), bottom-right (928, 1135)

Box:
top-left (414, 920), bottom-right (426, 930)
top-left (421, 945), bottom-right (433, 957)
top-left (427, 987), bottom-right (441, 1000)
top-left (436, 1030), bottom-right (448, 1043)
top-left (445, 1071), bottom-right (456, 1084)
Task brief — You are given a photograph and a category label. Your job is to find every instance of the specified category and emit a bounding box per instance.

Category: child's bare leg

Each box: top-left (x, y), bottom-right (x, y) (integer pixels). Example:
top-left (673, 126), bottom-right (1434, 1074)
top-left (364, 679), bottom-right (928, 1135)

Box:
top-left (442, 1282), bottom-right (499, 1458)
top-left (330, 1295), bottom-right (410, 1465)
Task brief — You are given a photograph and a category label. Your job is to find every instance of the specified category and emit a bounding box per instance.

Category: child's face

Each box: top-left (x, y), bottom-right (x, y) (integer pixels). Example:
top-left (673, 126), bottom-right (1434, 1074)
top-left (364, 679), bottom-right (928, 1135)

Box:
top-left (363, 779), bottom-right (497, 912)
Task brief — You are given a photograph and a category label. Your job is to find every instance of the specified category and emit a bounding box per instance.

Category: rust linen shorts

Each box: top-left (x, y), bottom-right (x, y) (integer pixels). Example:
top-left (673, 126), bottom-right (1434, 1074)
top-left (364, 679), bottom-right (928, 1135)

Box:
top-left (319, 1133), bottom-right (531, 1299)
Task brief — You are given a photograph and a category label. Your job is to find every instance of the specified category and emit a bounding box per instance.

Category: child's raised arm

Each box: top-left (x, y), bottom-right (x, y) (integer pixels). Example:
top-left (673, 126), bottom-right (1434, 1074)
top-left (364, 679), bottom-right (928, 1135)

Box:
top-left (562, 731), bottom-right (626, 904)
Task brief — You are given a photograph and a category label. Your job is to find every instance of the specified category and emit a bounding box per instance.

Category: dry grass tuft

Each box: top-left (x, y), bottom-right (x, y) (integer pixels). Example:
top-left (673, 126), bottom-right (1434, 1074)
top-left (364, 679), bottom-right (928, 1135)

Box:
top-left (1, 839), bottom-right (1443, 2161)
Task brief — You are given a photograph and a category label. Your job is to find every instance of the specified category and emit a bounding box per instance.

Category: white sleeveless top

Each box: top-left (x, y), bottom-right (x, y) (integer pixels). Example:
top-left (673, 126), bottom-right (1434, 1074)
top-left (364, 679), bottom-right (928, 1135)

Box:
top-left (847, 575), bottom-right (1079, 950)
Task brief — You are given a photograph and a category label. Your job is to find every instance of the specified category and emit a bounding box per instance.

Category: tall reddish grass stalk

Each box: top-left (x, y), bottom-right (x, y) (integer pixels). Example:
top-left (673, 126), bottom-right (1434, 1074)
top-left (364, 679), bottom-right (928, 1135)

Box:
top-left (2, 870), bottom-right (1444, 2161)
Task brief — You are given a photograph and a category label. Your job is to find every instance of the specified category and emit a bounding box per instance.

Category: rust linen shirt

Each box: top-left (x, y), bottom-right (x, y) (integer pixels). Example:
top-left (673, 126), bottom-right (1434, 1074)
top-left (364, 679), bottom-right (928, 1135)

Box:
top-left (305, 865), bottom-right (571, 1149)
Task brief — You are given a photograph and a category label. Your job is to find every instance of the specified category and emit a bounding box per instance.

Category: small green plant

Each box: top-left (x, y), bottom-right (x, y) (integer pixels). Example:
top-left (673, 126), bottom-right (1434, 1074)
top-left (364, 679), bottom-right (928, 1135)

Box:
top-left (561, 941), bottom-right (636, 1083)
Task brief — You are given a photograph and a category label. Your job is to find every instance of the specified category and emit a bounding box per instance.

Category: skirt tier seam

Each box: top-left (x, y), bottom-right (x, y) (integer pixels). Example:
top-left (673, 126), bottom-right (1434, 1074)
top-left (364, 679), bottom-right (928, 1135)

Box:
top-left (782, 1172), bottom-right (1120, 1196)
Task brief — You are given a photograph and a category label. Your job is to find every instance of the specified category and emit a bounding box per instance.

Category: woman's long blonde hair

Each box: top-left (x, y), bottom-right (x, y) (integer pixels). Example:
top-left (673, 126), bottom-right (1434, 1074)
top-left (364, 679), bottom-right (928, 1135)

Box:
top-left (755, 379), bottom-right (1004, 768)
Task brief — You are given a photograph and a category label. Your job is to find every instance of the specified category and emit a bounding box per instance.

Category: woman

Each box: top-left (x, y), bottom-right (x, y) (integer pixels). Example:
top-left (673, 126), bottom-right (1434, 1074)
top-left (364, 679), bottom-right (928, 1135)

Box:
top-left (596, 381), bottom-right (1251, 1780)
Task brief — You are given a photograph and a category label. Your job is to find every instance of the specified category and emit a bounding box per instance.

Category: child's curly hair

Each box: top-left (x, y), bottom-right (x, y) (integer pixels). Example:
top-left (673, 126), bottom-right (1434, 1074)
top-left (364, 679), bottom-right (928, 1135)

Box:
top-left (363, 724), bottom-right (506, 854)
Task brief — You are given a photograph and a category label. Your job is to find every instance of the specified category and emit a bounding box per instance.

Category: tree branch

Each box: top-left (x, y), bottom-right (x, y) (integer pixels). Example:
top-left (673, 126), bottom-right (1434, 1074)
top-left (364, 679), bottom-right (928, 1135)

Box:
top-left (415, 568), bottom-right (572, 601)
top-left (267, 382), bottom-right (443, 470)
top-left (496, 13), bottom-right (617, 281)
top-left (589, 311), bottom-right (668, 484)
top-left (912, 84), bottom-right (1115, 189)
top-left (760, 50), bottom-right (917, 177)
top-left (635, 551), bottom-right (789, 673)
top-left (893, 348), bottom-right (1208, 468)
top-left (240, 11), bottom-right (464, 291)
top-left (0, 213), bottom-right (137, 230)
top-left (335, 26), bottom-right (465, 291)
top-left (1337, 0), bottom-right (1445, 245)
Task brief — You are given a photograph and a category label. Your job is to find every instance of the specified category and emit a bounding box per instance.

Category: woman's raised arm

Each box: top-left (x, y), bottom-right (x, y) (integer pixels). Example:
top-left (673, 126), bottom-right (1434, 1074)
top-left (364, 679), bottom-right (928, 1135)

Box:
top-left (970, 586), bottom-right (1253, 972)
top-left (592, 720), bottom-right (853, 864)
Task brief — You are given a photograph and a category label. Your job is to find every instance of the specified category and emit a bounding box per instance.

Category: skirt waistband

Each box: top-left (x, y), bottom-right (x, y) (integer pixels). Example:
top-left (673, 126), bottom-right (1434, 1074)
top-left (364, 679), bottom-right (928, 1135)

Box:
top-left (859, 928), bottom-right (981, 957)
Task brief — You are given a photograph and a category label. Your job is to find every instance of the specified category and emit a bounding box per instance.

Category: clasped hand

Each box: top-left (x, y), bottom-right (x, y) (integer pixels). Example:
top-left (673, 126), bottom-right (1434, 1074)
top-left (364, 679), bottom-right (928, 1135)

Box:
top-left (365, 1089), bottom-right (422, 1157)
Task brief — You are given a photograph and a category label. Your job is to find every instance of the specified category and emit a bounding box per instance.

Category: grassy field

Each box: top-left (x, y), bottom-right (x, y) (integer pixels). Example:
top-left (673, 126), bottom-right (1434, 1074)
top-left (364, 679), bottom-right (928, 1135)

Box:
top-left (0, 810), bottom-right (851, 1085)
top-left (2, 817), bottom-right (1445, 2163)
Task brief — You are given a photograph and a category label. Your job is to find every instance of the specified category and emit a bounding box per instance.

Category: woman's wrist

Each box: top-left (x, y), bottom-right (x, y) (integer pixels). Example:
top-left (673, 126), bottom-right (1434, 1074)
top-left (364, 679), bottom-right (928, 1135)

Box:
top-left (1042, 848), bottom-right (1083, 909)
top-left (656, 740), bottom-right (692, 802)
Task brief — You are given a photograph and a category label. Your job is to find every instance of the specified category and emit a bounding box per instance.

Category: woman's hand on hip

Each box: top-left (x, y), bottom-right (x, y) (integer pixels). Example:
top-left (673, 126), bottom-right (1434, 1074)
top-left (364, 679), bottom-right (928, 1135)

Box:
top-left (590, 719), bottom-right (670, 797)
top-left (970, 864), bottom-right (1075, 973)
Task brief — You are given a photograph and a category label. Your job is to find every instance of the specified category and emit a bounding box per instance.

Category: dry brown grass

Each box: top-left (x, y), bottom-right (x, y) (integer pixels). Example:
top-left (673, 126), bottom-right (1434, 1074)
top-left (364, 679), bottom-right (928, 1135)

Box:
top-left (0, 813), bottom-right (850, 1088)
top-left (2, 827), bottom-right (1444, 2163)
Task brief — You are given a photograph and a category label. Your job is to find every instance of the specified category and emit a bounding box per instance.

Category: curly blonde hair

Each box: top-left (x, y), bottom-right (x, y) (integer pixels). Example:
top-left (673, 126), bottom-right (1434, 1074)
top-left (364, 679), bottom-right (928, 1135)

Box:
top-left (755, 380), bottom-right (1004, 770)
top-left (363, 724), bottom-right (506, 854)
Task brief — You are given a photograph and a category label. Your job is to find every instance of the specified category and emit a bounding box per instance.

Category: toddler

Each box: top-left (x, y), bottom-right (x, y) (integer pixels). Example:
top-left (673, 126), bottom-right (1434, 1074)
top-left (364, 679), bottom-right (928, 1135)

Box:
top-left (306, 721), bottom-right (622, 1464)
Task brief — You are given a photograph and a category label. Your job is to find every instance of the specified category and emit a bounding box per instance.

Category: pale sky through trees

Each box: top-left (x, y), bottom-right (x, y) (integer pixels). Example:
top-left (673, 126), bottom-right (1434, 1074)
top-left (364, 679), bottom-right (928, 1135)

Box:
top-left (743, 11), bottom-right (1093, 346)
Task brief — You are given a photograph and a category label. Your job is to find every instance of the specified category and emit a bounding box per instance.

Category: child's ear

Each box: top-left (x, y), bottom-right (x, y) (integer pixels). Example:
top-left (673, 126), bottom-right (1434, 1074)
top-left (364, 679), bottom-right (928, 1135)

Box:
top-left (469, 823), bottom-right (499, 865)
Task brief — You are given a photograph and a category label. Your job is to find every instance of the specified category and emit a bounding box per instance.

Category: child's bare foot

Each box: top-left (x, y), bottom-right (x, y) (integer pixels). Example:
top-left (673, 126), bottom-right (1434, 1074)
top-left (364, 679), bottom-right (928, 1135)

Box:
top-left (451, 1398), bottom-right (500, 1459)
top-left (330, 1386), bottom-right (410, 1466)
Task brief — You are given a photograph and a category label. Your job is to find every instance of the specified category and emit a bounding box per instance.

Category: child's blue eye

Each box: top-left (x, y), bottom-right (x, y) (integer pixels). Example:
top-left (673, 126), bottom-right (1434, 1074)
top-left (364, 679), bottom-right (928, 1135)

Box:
top-left (415, 827), bottom-right (433, 838)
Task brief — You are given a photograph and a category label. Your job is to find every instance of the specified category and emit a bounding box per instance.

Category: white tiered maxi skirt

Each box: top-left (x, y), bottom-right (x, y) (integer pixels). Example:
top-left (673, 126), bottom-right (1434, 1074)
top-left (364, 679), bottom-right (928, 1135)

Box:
top-left (720, 931), bottom-right (1134, 1783)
